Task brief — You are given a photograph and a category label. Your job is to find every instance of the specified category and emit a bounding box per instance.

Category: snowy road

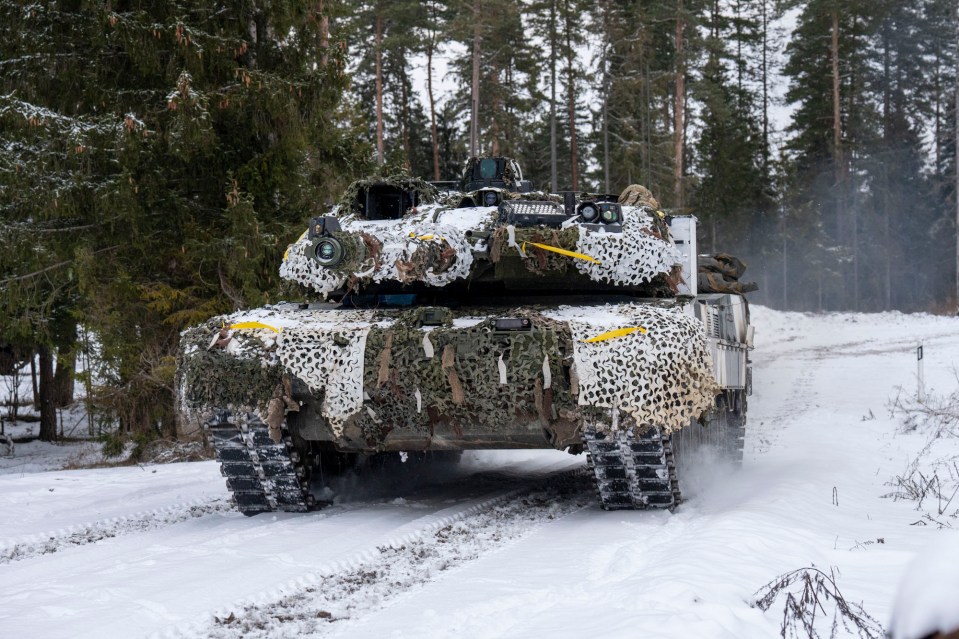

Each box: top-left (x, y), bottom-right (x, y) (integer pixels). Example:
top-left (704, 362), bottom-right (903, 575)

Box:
top-left (3, 306), bottom-right (959, 638)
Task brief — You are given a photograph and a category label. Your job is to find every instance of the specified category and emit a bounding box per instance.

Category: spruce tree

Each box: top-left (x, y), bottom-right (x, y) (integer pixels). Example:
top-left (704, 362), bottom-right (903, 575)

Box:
top-left (781, 0), bottom-right (874, 310)
top-left (691, 0), bottom-right (774, 263)
top-left (0, 1), bottom-right (366, 436)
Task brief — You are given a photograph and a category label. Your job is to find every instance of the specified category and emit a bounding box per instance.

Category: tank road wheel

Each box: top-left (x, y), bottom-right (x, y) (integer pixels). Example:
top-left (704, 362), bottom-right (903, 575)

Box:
top-left (204, 410), bottom-right (315, 516)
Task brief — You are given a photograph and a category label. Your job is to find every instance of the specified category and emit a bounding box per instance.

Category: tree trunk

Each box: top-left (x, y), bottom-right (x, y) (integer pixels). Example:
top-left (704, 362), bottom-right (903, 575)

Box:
top-left (761, 0), bottom-right (769, 175)
top-left (30, 353), bottom-right (39, 410)
top-left (549, 0), bottom-right (558, 192)
top-left (400, 66), bottom-right (411, 168)
top-left (564, 0), bottom-right (579, 191)
top-left (38, 346), bottom-right (57, 442)
top-left (375, 10), bottom-right (385, 165)
top-left (53, 347), bottom-right (75, 408)
top-left (882, 21), bottom-right (891, 311)
top-left (601, 0), bottom-right (610, 194)
top-left (781, 209), bottom-right (788, 310)
top-left (318, 0), bottom-right (329, 67)
top-left (643, 59), bottom-right (651, 185)
top-left (52, 321), bottom-right (77, 408)
top-left (470, 0), bottom-right (482, 156)
top-left (955, 0), bottom-right (959, 314)
top-left (831, 10), bottom-right (842, 186)
top-left (490, 63), bottom-right (501, 155)
top-left (673, 0), bottom-right (685, 209)
top-left (426, 6), bottom-right (440, 180)
top-left (830, 7), bottom-right (848, 310)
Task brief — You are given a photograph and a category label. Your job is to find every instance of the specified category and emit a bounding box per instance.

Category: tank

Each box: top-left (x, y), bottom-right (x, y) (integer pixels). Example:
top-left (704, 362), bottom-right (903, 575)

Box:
top-left (176, 157), bottom-right (754, 514)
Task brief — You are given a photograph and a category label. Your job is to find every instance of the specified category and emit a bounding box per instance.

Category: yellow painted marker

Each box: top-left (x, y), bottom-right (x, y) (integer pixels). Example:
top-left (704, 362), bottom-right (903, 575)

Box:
top-left (522, 241), bottom-right (601, 264)
top-left (582, 326), bottom-right (647, 343)
top-left (230, 321), bottom-right (281, 333)
top-left (409, 233), bottom-right (445, 242)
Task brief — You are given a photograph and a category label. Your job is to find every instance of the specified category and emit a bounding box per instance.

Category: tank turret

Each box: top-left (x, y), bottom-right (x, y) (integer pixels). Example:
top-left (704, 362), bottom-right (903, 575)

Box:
top-left (281, 165), bottom-right (680, 301)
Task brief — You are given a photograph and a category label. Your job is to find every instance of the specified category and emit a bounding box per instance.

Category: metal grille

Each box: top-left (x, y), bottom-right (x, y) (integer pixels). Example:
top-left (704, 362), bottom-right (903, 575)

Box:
top-left (502, 200), bottom-right (565, 216)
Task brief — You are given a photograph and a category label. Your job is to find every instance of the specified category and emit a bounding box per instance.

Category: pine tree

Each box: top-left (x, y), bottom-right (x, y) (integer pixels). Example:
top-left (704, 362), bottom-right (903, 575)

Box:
top-left (692, 0), bottom-right (772, 261)
top-left (449, 0), bottom-right (539, 163)
top-left (598, 0), bottom-right (680, 201)
top-left (781, 0), bottom-right (875, 310)
top-left (0, 1), bottom-right (366, 436)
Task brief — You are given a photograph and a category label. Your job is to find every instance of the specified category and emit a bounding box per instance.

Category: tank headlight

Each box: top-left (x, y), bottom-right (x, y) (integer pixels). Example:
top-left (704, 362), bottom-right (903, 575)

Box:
top-left (578, 203), bottom-right (599, 223)
top-left (600, 203), bottom-right (622, 224)
top-left (312, 237), bottom-right (345, 267)
top-left (483, 190), bottom-right (499, 206)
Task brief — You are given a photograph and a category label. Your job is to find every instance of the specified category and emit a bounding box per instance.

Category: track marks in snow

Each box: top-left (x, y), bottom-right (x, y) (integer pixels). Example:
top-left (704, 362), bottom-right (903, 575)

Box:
top-left (174, 472), bottom-right (593, 639)
top-left (0, 496), bottom-right (232, 564)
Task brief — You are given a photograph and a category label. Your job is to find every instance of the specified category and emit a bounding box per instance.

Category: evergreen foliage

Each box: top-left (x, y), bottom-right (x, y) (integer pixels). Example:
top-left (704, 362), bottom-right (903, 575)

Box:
top-left (1, 0), bottom-right (370, 436)
top-left (2, 0), bottom-right (958, 436)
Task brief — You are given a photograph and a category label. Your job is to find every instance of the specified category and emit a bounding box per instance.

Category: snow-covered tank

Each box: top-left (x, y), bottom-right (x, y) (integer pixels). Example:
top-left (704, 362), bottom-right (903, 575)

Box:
top-left (176, 157), bottom-right (754, 514)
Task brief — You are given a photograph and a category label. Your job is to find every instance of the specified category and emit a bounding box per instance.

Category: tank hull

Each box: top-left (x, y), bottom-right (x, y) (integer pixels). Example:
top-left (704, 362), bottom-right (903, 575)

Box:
top-left (178, 299), bottom-right (719, 457)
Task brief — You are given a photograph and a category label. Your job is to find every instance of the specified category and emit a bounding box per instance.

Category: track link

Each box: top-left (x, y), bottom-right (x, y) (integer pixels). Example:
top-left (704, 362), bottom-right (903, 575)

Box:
top-left (205, 410), bottom-right (315, 516)
top-left (584, 425), bottom-right (681, 510)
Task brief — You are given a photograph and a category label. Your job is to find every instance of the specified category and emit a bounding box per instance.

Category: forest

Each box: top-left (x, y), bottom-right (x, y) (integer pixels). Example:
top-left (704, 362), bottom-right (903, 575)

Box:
top-left (1, 0), bottom-right (957, 442)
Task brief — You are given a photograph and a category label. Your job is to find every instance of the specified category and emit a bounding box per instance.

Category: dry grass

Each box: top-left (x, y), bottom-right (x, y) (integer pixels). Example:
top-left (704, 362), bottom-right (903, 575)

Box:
top-left (754, 566), bottom-right (885, 639)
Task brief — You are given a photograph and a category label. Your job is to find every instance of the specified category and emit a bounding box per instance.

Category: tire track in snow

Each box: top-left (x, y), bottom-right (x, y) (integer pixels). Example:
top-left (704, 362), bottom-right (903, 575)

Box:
top-left (0, 496), bottom-right (233, 564)
top-left (761, 328), bottom-right (956, 361)
top-left (160, 470), bottom-right (593, 639)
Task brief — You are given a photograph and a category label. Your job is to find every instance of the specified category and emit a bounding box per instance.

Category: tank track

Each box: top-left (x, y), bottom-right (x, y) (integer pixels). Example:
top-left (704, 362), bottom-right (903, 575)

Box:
top-left (584, 425), bottom-right (681, 510)
top-left (671, 391), bottom-right (746, 471)
top-left (204, 410), bottom-right (315, 516)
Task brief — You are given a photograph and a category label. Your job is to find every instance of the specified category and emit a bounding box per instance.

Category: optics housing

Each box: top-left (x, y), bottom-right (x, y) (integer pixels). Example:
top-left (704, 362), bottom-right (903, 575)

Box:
top-left (577, 202), bottom-right (600, 223)
top-left (311, 237), bottom-right (346, 268)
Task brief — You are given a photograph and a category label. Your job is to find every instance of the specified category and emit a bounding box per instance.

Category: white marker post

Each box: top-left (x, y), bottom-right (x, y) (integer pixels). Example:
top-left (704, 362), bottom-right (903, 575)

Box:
top-left (917, 343), bottom-right (925, 403)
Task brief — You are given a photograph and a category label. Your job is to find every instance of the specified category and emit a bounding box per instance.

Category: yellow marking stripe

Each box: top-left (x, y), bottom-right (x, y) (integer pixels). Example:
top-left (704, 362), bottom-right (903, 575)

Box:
top-left (409, 233), bottom-right (445, 242)
top-left (522, 241), bottom-right (601, 264)
top-left (230, 321), bottom-right (281, 333)
top-left (581, 326), bottom-right (647, 343)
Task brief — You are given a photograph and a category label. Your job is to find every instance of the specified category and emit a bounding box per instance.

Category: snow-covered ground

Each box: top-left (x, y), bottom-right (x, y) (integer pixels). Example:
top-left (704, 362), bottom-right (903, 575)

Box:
top-left (1, 306), bottom-right (958, 638)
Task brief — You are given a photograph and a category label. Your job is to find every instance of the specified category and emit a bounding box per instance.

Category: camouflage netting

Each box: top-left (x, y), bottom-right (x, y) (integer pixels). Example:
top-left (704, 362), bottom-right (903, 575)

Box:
top-left (179, 301), bottom-right (718, 446)
top-left (280, 206), bottom-right (478, 297)
top-left (572, 206), bottom-right (681, 286)
top-left (281, 203), bottom-right (681, 295)
top-left (276, 322), bottom-right (373, 436)
top-left (617, 184), bottom-right (671, 239)
top-left (350, 312), bottom-right (580, 446)
top-left (176, 326), bottom-right (288, 428)
top-left (338, 175), bottom-right (438, 214)
top-left (545, 303), bottom-right (718, 434)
